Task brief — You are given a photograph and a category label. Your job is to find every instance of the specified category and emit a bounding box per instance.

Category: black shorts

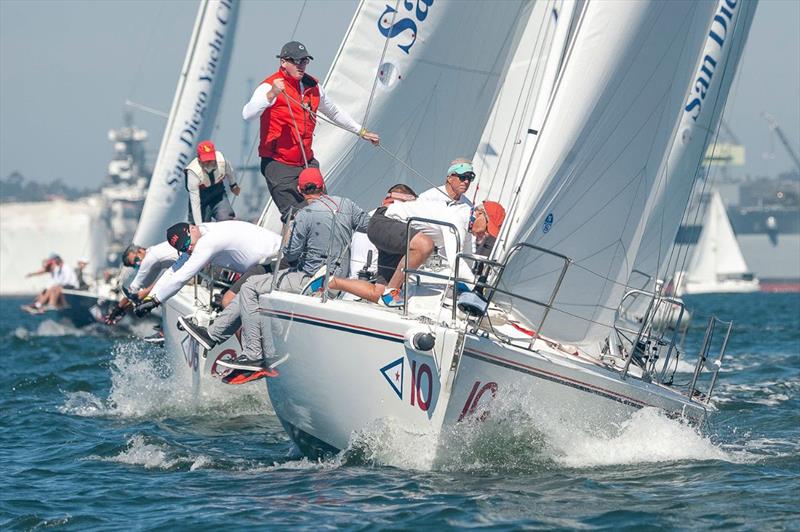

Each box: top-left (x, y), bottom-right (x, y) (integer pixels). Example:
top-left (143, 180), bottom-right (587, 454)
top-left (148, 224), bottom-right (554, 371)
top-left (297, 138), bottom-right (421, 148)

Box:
top-left (367, 207), bottom-right (419, 285)
top-left (229, 263), bottom-right (272, 294)
top-left (260, 157), bottom-right (320, 221)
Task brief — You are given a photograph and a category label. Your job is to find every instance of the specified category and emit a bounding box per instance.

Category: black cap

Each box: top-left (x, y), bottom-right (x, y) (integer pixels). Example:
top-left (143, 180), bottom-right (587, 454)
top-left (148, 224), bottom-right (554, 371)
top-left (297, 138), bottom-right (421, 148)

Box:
top-left (277, 41), bottom-right (313, 61)
top-left (166, 222), bottom-right (191, 252)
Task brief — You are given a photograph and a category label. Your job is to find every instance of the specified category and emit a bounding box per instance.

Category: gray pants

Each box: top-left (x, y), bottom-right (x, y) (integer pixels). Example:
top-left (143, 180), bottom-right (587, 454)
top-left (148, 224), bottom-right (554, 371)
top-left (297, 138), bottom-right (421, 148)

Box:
top-left (207, 269), bottom-right (309, 361)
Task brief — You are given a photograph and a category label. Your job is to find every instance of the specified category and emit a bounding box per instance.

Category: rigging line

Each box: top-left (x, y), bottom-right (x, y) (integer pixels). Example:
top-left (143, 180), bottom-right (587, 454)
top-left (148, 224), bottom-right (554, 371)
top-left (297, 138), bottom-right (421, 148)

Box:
top-left (279, 89), bottom-right (443, 193)
top-left (289, 0), bottom-right (308, 41)
top-left (362, 0), bottom-right (401, 130)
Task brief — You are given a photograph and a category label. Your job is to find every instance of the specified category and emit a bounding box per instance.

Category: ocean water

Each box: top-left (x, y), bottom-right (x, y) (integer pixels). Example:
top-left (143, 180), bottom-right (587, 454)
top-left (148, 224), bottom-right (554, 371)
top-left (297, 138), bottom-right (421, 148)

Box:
top-left (1, 293), bottom-right (798, 530)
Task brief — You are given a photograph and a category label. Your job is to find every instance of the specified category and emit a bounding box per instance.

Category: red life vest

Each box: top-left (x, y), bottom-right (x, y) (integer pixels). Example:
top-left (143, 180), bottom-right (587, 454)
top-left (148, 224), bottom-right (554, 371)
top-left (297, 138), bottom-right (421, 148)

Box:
top-left (258, 70), bottom-right (321, 166)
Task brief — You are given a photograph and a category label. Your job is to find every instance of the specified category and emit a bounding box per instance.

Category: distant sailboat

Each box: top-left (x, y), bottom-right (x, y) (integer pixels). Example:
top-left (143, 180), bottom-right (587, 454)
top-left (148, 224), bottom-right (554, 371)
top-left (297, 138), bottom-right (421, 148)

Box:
top-left (680, 190), bottom-right (760, 294)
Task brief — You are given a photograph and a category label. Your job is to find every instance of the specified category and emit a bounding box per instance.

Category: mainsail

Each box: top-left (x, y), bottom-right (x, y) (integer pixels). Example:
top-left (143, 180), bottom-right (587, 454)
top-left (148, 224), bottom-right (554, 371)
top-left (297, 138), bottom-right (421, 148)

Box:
top-left (133, 0), bottom-right (239, 247)
top-left (494, 0), bottom-right (719, 351)
top-left (260, 0), bottom-right (530, 231)
top-left (630, 0), bottom-right (759, 291)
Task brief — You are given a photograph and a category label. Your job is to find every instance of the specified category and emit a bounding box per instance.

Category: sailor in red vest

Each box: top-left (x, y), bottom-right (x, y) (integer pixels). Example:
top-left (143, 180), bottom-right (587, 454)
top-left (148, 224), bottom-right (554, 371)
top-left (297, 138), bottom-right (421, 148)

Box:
top-left (185, 140), bottom-right (239, 224)
top-left (242, 40), bottom-right (379, 221)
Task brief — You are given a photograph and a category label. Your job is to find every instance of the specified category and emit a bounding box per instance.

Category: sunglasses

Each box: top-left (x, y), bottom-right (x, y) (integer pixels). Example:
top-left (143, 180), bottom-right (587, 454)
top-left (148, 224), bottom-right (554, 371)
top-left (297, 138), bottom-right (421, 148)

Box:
top-left (452, 171), bottom-right (476, 182)
top-left (284, 57), bottom-right (311, 66)
top-left (178, 235), bottom-right (192, 253)
top-left (468, 208), bottom-right (485, 232)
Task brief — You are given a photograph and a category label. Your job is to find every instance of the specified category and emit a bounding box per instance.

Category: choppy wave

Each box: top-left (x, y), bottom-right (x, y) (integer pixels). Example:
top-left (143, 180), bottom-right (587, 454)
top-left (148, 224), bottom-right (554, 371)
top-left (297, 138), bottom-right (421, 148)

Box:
top-left (60, 340), bottom-right (271, 420)
top-left (87, 434), bottom-right (212, 471)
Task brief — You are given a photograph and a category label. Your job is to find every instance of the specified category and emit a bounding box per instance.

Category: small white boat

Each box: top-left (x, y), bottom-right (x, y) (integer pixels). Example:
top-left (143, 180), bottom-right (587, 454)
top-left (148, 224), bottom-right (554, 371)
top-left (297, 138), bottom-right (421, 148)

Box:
top-left (680, 190), bottom-right (760, 295)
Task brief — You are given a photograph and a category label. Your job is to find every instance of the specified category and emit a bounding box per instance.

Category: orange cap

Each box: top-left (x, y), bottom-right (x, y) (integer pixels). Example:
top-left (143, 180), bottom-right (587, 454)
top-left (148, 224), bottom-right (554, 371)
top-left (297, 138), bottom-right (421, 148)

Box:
top-left (482, 201), bottom-right (506, 238)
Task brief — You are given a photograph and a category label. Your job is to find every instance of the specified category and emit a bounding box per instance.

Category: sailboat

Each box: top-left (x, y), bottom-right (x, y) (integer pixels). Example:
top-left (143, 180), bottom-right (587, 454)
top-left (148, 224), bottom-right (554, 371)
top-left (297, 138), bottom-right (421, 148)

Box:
top-left (679, 190), bottom-right (760, 294)
top-left (123, 0), bottom-right (240, 383)
top-left (251, 0), bottom-right (755, 457)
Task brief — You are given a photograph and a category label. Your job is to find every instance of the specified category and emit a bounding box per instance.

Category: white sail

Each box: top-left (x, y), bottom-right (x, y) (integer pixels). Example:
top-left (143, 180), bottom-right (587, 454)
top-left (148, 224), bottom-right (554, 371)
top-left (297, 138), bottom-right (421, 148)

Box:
top-left (631, 0), bottom-right (759, 290)
top-left (259, 0), bottom-right (530, 231)
top-left (682, 190), bottom-right (758, 293)
top-left (134, 0), bottom-right (239, 247)
top-left (495, 0), bottom-right (718, 351)
top-left (470, 0), bottom-right (577, 208)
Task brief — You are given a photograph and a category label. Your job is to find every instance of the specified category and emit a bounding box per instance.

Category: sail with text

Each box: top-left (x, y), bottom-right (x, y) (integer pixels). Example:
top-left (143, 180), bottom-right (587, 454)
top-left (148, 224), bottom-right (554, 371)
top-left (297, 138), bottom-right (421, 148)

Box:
top-left (628, 0), bottom-right (758, 293)
top-left (260, 0), bottom-right (530, 232)
top-left (134, 0), bottom-right (239, 246)
top-left (493, 0), bottom-right (718, 353)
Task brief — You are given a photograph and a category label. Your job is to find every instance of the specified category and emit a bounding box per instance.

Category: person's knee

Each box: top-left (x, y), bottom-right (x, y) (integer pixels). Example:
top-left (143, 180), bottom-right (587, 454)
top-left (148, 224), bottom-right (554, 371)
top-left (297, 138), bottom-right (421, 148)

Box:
top-left (411, 234), bottom-right (434, 255)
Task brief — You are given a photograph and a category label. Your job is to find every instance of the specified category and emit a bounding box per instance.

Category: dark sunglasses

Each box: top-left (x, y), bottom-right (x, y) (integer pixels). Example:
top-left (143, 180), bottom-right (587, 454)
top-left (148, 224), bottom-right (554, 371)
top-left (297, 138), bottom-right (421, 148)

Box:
top-left (284, 57), bottom-right (311, 66)
top-left (452, 171), bottom-right (476, 182)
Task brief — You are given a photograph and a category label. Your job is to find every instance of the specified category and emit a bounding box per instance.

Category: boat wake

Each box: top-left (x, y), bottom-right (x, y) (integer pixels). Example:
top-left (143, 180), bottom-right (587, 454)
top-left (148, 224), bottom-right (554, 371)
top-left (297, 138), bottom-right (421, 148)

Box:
top-left (328, 405), bottom-right (754, 473)
top-left (60, 340), bottom-right (271, 420)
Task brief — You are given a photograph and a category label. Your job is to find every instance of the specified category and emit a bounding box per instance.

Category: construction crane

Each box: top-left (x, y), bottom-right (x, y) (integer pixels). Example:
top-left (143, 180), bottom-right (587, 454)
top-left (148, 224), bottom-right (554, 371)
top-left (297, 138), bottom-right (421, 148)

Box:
top-left (762, 112), bottom-right (800, 173)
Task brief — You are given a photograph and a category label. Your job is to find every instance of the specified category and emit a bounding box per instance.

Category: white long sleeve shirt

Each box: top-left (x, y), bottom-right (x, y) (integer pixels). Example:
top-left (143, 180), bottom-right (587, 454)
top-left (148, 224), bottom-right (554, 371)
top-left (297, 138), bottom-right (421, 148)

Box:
top-left (49, 263), bottom-right (79, 288)
top-left (128, 241), bottom-right (179, 292)
top-left (242, 81), bottom-right (362, 135)
top-left (384, 200), bottom-right (474, 280)
top-left (151, 221), bottom-right (281, 303)
top-left (418, 185), bottom-right (474, 207)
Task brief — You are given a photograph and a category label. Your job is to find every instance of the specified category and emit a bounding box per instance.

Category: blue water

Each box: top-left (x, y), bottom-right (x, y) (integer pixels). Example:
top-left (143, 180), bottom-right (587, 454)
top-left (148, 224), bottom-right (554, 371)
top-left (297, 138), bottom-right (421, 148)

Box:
top-left (2, 293), bottom-right (798, 529)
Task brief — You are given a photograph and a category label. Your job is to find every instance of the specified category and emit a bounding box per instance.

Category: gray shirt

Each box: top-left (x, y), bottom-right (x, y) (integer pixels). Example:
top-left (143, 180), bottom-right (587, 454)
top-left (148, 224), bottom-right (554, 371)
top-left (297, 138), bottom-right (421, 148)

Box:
top-left (284, 195), bottom-right (370, 277)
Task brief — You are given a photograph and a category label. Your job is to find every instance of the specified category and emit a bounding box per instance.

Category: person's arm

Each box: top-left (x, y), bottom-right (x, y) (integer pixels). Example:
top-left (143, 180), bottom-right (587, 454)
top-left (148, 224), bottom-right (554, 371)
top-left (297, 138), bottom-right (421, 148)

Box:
top-left (185, 171), bottom-right (204, 224)
top-left (282, 214), bottom-right (309, 265)
top-left (223, 160), bottom-right (240, 195)
top-left (318, 86), bottom-right (379, 145)
top-left (150, 246), bottom-right (210, 303)
top-left (350, 200), bottom-right (371, 233)
top-left (25, 267), bottom-right (48, 278)
top-left (242, 82), bottom-right (277, 120)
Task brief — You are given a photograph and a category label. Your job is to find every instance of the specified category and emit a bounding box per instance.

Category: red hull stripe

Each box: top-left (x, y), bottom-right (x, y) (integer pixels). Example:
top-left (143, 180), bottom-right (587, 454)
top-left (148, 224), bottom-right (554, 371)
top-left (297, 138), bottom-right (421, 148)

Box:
top-left (463, 348), bottom-right (656, 409)
top-left (260, 308), bottom-right (405, 343)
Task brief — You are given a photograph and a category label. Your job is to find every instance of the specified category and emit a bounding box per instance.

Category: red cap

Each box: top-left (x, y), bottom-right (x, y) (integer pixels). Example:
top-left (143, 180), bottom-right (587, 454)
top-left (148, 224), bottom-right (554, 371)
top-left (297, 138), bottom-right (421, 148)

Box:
top-left (482, 201), bottom-right (506, 238)
top-left (197, 140), bottom-right (216, 162)
top-left (298, 167), bottom-right (324, 191)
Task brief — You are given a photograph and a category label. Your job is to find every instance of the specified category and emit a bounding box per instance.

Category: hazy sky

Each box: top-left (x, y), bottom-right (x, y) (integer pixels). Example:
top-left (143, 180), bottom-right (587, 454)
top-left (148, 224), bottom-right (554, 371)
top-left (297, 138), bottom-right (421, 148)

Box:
top-left (1, 0), bottom-right (798, 188)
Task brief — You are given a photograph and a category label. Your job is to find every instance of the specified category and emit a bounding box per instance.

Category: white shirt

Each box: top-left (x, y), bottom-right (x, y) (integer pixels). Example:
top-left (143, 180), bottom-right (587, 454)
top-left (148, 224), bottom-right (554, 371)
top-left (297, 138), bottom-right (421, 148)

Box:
top-left (49, 263), bottom-right (79, 288)
top-left (384, 200), bottom-right (474, 280)
top-left (242, 82), bottom-right (362, 134)
top-left (128, 241), bottom-right (179, 292)
top-left (418, 185), bottom-right (474, 208)
top-left (151, 221), bottom-right (281, 303)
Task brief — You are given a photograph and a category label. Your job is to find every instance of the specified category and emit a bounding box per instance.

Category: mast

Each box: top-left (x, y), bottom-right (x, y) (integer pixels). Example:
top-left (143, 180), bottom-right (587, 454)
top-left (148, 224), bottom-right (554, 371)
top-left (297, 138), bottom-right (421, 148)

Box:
top-left (133, 0), bottom-right (240, 247)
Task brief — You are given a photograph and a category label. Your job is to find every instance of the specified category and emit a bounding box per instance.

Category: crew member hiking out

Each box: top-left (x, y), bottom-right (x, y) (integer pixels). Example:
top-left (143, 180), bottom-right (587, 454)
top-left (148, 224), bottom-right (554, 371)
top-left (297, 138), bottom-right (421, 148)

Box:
top-left (185, 140), bottom-right (239, 224)
top-left (179, 168), bottom-right (371, 383)
top-left (242, 40), bottom-right (379, 220)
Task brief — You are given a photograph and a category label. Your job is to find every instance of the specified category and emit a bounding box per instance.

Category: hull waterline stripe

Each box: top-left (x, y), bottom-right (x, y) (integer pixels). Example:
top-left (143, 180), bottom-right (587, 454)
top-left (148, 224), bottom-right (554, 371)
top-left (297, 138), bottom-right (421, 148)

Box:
top-left (464, 348), bottom-right (659, 410)
top-left (260, 308), bottom-right (405, 344)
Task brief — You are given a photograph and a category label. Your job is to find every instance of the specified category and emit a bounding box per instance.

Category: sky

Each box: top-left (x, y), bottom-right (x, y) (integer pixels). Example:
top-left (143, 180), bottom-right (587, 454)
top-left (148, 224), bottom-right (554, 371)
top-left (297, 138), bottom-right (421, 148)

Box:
top-left (0, 0), bottom-right (798, 189)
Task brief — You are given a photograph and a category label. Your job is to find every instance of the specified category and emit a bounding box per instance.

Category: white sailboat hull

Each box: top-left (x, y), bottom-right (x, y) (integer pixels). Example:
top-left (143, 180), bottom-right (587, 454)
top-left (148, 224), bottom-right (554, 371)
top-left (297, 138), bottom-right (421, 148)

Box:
top-left (261, 292), bottom-right (711, 457)
top-left (161, 284), bottom-right (262, 396)
top-left (681, 278), bottom-right (761, 295)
